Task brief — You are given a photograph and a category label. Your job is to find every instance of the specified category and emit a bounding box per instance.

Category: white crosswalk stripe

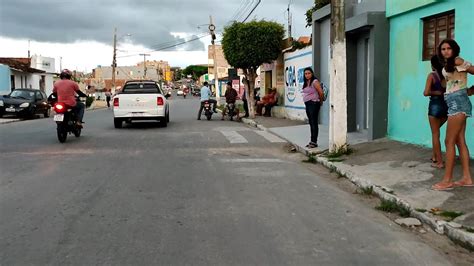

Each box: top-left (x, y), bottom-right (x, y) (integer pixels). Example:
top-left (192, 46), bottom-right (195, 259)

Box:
top-left (217, 128), bottom-right (288, 144)
top-left (254, 130), bottom-right (286, 143)
top-left (220, 130), bottom-right (248, 143)
top-left (219, 158), bottom-right (285, 163)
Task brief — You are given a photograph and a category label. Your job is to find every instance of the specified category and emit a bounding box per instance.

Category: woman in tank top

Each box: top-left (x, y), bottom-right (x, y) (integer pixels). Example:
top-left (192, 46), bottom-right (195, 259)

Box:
top-left (423, 55), bottom-right (448, 169)
top-left (431, 39), bottom-right (473, 191)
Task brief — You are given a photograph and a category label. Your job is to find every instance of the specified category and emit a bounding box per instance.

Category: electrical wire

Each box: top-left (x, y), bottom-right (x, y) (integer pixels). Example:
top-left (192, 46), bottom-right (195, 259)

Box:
top-left (117, 33), bottom-right (210, 58)
top-left (229, 0), bottom-right (251, 22)
top-left (242, 0), bottom-right (262, 22)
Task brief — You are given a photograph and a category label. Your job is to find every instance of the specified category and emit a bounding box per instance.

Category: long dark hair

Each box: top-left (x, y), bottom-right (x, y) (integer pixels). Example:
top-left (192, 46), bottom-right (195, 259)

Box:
top-left (430, 55), bottom-right (444, 81)
top-left (303, 67), bottom-right (316, 88)
top-left (437, 39), bottom-right (460, 73)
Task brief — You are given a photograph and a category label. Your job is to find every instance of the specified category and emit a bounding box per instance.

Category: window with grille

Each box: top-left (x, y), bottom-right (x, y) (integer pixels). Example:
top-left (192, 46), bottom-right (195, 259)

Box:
top-left (422, 11), bottom-right (455, 61)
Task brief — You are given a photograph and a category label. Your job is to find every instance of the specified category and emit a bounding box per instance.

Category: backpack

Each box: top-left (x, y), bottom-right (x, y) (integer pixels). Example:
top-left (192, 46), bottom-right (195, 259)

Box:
top-left (321, 82), bottom-right (329, 101)
top-left (313, 79), bottom-right (329, 101)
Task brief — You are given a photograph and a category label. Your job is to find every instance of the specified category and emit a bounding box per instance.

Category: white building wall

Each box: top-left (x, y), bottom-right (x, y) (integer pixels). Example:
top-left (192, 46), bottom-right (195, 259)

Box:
top-left (44, 75), bottom-right (54, 96)
top-left (282, 46), bottom-right (313, 121)
top-left (11, 71), bottom-right (54, 95)
top-left (31, 55), bottom-right (56, 73)
top-left (12, 71), bottom-right (35, 89)
top-left (30, 75), bottom-right (40, 89)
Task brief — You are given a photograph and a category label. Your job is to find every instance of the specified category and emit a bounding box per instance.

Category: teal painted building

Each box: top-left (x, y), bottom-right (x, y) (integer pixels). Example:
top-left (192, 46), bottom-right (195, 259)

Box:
top-left (386, 0), bottom-right (474, 155)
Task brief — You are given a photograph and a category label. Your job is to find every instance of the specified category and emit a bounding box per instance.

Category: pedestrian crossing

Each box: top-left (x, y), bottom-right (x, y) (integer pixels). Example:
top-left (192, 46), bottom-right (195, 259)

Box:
top-left (220, 130), bottom-right (249, 144)
top-left (254, 130), bottom-right (286, 143)
top-left (214, 127), bottom-right (287, 144)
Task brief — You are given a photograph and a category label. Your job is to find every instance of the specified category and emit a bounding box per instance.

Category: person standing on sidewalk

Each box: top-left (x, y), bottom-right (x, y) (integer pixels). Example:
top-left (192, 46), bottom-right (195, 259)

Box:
top-left (302, 67), bottom-right (324, 149)
top-left (432, 39), bottom-right (473, 191)
top-left (241, 79), bottom-right (249, 118)
top-left (423, 55), bottom-right (448, 169)
top-left (105, 90), bottom-right (112, 109)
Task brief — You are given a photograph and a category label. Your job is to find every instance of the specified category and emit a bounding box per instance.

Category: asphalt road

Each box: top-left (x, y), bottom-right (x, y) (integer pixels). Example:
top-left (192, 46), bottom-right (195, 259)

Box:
top-left (0, 96), bottom-right (454, 265)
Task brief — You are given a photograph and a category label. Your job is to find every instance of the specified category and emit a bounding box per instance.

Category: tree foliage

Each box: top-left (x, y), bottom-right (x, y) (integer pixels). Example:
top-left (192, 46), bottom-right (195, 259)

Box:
top-left (222, 20), bottom-right (285, 70)
top-left (182, 65), bottom-right (208, 80)
top-left (222, 20), bottom-right (284, 118)
top-left (305, 0), bottom-right (330, 27)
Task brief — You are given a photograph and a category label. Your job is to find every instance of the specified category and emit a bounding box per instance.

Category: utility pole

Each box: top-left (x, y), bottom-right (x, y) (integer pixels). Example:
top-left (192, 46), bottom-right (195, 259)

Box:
top-left (139, 53), bottom-right (150, 79)
top-left (329, 0), bottom-right (348, 153)
top-left (111, 28), bottom-right (117, 93)
top-left (209, 15), bottom-right (219, 102)
top-left (287, 4), bottom-right (292, 39)
top-left (59, 56), bottom-right (62, 71)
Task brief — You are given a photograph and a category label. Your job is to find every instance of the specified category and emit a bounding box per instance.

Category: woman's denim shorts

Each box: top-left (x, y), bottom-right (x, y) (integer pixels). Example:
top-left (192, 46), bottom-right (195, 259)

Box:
top-left (428, 96), bottom-right (448, 118)
top-left (445, 89), bottom-right (472, 117)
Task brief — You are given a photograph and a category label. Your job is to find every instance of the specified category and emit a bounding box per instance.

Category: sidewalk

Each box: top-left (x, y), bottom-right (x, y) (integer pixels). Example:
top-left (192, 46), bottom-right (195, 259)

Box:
top-left (0, 117), bottom-right (21, 124)
top-left (242, 115), bottom-right (474, 250)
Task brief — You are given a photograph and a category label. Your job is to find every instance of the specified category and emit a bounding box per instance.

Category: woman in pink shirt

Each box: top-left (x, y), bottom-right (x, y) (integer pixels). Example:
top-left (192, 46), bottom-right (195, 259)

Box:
top-left (302, 67), bottom-right (324, 149)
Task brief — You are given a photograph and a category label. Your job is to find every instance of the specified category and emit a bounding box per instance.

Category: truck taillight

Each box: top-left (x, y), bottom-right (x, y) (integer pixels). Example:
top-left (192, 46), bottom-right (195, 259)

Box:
top-left (157, 97), bottom-right (164, 106)
top-left (113, 98), bottom-right (119, 107)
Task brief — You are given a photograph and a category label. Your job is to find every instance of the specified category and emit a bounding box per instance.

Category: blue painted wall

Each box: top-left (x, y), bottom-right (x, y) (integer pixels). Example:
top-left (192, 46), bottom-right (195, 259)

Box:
top-left (386, 0), bottom-right (474, 155)
top-left (0, 64), bottom-right (11, 95)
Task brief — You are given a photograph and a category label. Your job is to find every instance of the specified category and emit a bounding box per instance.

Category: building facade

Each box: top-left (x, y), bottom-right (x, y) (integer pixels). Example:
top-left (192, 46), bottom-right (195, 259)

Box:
top-left (0, 57), bottom-right (55, 96)
top-left (312, 0), bottom-right (389, 140)
top-left (208, 45), bottom-right (231, 96)
top-left (386, 0), bottom-right (474, 153)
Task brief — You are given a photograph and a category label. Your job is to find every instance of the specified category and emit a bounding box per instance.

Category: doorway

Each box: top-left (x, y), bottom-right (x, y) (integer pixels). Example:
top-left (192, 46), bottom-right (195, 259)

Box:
top-left (355, 36), bottom-right (370, 134)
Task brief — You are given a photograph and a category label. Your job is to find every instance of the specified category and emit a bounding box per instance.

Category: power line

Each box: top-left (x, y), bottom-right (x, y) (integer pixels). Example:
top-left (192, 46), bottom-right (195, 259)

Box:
top-left (230, 0), bottom-right (251, 22)
top-left (117, 33), bottom-right (210, 58)
top-left (242, 0), bottom-right (262, 22)
top-left (234, 0), bottom-right (255, 22)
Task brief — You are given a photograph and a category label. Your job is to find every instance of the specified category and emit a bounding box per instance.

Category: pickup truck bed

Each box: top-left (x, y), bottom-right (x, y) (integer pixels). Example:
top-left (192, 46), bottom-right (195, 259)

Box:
top-left (113, 81), bottom-right (169, 128)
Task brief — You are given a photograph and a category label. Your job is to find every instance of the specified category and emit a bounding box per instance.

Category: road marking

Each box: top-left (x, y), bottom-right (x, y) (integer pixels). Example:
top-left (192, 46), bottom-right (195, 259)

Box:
top-left (214, 126), bottom-right (251, 132)
top-left (254, 130), bottom-right (286, 143)
top-left (220, 130), bottom-right (248, 144)
top-left (220, 158), bottom-right (285, 163)
top-left (1, 149), bottom-right (95, 156)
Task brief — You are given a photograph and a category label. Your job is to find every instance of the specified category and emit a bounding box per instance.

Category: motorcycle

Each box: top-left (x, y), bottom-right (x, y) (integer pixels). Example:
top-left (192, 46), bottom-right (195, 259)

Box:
top-left (51, 99), bottom-right (83, 143)
top-left (203, 100), bottom-right (213, 120)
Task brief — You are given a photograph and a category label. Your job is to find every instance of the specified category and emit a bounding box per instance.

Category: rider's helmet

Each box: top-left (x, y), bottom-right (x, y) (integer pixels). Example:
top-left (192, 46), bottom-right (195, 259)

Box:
top-left (60, 69), bottom-right (72, 80)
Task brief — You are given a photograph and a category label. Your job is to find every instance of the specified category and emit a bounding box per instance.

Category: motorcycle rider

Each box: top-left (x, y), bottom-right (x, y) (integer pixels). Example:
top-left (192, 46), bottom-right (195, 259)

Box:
top-left (50, 69), bottom-right (87, 127)
top-left (197, 81), bottom-right (217, 120)
top-left (183, 86), bottom-right (189, 98)
top-left (221, 81), bottom-right (239, 120)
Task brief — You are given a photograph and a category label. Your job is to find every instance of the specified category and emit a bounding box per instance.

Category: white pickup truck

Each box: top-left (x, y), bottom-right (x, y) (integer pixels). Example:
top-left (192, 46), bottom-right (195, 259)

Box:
top-left (113, 80), bottom-right (170, 128)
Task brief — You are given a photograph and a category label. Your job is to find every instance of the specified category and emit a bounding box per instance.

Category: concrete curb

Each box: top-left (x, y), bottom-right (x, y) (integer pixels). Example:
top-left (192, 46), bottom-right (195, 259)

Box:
top-left (0, 119), bottom-right (21, 125)
top-left (240, 117), bottom-right (474, 251)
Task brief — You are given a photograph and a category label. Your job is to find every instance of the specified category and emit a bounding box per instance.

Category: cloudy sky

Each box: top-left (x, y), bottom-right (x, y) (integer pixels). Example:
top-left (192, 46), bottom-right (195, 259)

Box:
top-left (0, 0), bottom-right (313, 72)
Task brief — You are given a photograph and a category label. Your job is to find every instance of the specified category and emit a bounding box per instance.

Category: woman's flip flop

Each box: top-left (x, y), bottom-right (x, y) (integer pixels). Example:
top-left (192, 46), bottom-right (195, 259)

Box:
top-left (431, 182), bottom-right (454, 191)
top-left (453, 181), bottom-right (474, 187)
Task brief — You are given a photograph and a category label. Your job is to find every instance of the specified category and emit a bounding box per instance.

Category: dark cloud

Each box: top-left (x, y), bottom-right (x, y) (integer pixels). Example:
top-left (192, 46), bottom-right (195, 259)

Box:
top-left (0, 0), bottom-right (312, 51)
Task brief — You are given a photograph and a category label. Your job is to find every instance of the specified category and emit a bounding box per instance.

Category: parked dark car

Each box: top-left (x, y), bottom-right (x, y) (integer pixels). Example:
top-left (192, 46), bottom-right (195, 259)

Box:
top-left (0, 89), bottom-right (51, 118)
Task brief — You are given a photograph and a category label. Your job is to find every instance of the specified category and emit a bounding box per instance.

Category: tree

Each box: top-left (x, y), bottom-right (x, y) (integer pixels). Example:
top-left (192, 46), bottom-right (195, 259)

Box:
top-left (182, 65), bottom-right (208, 80)
top-left (305, 0), bottom-right (330, 27)
top-left (222, 20), bottom-right (284, 118)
